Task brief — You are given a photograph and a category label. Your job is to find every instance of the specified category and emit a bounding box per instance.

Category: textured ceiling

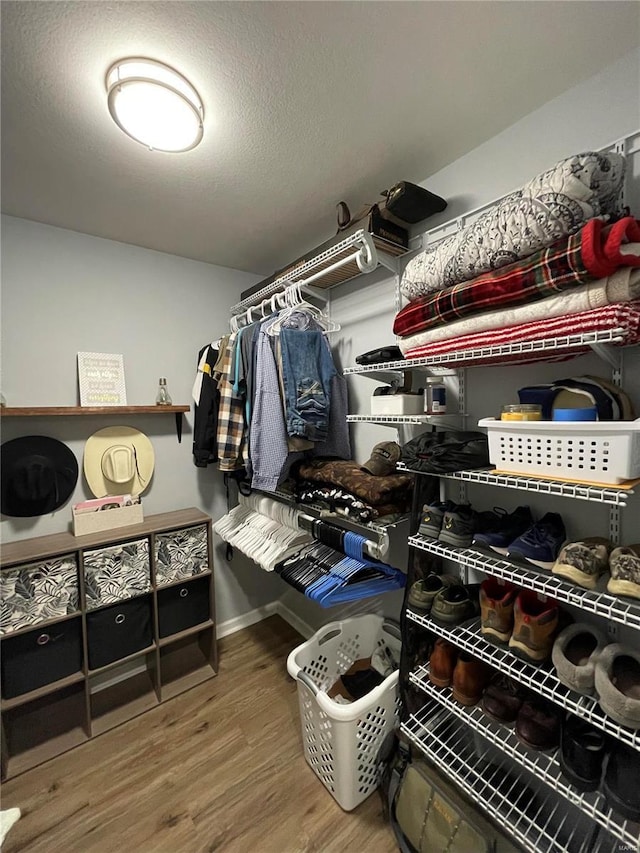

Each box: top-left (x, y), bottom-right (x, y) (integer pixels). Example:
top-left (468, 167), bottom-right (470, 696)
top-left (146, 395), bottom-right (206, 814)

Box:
top-left (2, 1), bottom-right (640, 275)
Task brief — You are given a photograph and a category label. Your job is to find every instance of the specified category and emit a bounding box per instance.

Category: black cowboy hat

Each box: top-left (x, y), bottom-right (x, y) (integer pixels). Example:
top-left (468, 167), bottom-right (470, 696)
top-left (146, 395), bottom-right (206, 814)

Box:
top-left (1, 436), bottom-right (79, 517)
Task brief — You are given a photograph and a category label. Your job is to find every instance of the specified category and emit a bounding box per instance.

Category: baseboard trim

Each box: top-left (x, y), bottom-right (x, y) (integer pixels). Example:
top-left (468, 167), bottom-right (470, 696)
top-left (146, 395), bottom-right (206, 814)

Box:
top-left (216, 602), bottom-right (279, 639)
top-left (273, 601), bottom-right (314, 639)
top-left (216, 601), bottom-right (314, 640)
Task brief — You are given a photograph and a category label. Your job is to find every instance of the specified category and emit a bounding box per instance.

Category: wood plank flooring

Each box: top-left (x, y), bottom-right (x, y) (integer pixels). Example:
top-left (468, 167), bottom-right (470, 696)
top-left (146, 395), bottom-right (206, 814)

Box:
top-left (1, 616), bottom-right (398, 853)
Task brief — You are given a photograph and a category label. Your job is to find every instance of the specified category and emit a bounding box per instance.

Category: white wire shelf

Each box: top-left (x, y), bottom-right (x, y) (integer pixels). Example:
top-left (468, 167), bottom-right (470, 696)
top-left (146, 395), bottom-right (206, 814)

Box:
top-left (402, 705), bottom-right (600, 853)
top-left (344, 328), bottom-right (629, 372)
top-left (230, 230), bottom-right (375, 314)
top-left (397, 464), bottom-right (634, 505)
top-left (406, 611), bottom-right (640, 751)
top-left (411, 665), bottom-right (640, 849)
top-left (409, 534), bottom-right (640, 631)
top-left (347, 414), bottom-right (463, 428)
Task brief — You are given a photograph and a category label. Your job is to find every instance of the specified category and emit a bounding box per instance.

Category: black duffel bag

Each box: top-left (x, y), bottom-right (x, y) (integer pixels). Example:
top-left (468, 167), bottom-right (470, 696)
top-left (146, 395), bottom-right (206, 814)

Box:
top-left (401, 430), bottom-right (490, 474)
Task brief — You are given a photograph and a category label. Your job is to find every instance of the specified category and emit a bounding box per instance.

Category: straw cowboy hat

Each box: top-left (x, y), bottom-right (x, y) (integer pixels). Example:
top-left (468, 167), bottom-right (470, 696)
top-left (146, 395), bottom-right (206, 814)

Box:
top-left (1, 435), bottom-right (79, 517)
top-left (84, 426), bottom-right (154, 497)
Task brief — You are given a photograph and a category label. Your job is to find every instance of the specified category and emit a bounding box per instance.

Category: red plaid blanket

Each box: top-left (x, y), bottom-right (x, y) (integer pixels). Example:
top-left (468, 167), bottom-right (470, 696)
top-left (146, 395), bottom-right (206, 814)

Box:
top-left (394, 218), bottom-right (640, 338)
top-left (404, 302), bottom-right (640, 364)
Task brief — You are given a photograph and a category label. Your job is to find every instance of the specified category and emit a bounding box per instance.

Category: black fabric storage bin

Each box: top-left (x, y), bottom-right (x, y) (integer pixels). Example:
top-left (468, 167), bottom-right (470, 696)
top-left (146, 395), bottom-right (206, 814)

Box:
top-left (157, 576), bottom-right (210, 638)
top-left (1, 617), bottom-right (83, 699)
top-left (87, 596), bottom-right (152, 670)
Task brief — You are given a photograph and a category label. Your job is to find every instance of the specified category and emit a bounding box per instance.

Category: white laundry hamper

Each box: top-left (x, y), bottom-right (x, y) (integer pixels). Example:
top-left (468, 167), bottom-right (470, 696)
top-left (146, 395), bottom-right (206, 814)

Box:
top-left (286, 613), bottom-right (402, 811)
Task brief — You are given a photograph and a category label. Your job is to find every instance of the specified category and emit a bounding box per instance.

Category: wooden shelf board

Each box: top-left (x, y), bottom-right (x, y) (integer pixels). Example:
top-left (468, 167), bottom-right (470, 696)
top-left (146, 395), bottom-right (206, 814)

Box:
top-left (159, 628), bottom-right (215, 687)
top-left (1, 610), bottom-right (82, 641)
top-left (88, 644), bottom-right (157, 676)
top-left (159, 620), bottom-right (215, 648)
top-left (1, 509), bottom-right (210, 567)
top-left (1, 406), bottom-right (189, 416)
top-left (3, 727), bottom-right (88, 779)
top-left (1, 671), bottom-right (85, 711)
top-left (90, 672), bottom-right (158, 735)
top-left (160, 664), bottom-right (216, 702)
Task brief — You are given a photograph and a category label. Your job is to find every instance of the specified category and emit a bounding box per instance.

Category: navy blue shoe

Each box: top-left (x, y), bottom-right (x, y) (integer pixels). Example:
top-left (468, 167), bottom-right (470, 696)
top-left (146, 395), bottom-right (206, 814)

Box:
top-left (472, 506), bottom-right (533, 555)
top-left (507, 513), bottom-right (566, 570)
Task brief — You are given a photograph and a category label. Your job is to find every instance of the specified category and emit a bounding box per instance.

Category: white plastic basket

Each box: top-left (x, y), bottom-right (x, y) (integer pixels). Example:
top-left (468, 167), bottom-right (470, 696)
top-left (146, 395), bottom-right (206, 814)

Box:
top-left (286, 613), bottom-right (402, 811)
top-left (478, 417), bottom-right (640, 484)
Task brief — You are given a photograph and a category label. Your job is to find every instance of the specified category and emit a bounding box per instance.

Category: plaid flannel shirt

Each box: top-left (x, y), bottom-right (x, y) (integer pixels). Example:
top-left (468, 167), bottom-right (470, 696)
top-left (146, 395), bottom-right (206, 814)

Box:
top-left (215, 333), bottom-right (246, 471)
top-left (394, 217), bottom-right (640, 338)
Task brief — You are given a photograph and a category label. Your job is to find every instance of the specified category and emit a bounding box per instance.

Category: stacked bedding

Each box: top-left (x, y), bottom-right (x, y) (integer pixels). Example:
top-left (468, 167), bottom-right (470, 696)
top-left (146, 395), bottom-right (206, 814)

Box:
top-left (395, 152), bottom-right (640, 361)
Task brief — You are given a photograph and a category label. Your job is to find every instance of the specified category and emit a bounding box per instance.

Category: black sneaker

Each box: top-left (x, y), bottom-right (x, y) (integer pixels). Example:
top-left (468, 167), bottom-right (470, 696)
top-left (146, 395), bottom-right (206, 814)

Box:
top-left (439, 504), bottom-right (475, 548)
top-left (418, 500), bottom-right (453, 539)
top-left (472, 506), bottom-right (534, 555)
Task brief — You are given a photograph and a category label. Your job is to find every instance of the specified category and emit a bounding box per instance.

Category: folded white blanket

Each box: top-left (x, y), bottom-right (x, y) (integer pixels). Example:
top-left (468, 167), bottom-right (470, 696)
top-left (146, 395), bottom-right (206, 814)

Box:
top-left (399, 266), bottom-right (640, 355)
top-left (401, 152), bottom-right (626, 300)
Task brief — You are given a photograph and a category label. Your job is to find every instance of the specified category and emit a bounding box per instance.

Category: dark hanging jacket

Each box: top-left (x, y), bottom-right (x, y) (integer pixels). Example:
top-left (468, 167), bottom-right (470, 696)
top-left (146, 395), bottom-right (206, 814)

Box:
top-left (192, 343), bottom-right (221, 467)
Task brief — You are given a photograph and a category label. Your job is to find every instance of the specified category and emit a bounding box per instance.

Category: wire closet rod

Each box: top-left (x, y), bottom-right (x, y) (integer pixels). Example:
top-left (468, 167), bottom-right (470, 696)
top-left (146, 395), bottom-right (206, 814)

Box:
top-left (229, 280), bottom-right (331, 332)
top-left (296, 513), bottom-right (386, 561)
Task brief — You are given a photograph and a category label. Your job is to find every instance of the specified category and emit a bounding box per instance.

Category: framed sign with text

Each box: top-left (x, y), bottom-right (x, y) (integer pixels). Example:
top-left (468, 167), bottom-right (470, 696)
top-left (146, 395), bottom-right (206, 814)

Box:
top-left (77, 352), bottom-right (127, 406)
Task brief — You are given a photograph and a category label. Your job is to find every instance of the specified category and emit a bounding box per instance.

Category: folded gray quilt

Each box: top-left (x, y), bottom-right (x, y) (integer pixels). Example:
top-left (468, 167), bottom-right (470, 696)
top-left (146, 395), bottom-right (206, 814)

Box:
top-left (401, 151), bottom-right (626, 300)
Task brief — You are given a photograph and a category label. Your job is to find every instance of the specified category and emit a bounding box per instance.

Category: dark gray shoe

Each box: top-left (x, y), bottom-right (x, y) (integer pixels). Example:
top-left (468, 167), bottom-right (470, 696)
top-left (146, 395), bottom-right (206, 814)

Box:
top-left (408, 574), bottom-right (458, 611)
top-left (418, 501), bottom-right (452, 539)
top-left (439, 505), bottom-right (475, 547)
top-left (431, 584), bottom-right (481, 626)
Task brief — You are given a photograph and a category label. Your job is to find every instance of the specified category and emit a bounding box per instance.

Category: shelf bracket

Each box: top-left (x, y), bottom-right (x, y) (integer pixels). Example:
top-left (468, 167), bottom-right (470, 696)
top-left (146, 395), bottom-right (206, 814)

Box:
top-left (589, 342), bottom-right (622, 376)
top-left (175, 412), bottom-right (183, 443)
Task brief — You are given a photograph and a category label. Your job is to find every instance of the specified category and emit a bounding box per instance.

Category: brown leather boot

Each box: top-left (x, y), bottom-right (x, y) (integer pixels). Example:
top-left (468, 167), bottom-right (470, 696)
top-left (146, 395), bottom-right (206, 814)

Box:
top-left (509, 591), bottom-right (559, 664)
top-left (428, 638), bottom-right (458, 688)
top-left (480, 578), bottom-right (517, 644)
top-left (452, 652), bottom-right (491, 705)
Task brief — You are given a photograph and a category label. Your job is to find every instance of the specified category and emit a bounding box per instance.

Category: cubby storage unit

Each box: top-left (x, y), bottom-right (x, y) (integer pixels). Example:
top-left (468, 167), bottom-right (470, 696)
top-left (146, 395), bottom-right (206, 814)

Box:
top-left (0, 508), bottom-right (216, 780)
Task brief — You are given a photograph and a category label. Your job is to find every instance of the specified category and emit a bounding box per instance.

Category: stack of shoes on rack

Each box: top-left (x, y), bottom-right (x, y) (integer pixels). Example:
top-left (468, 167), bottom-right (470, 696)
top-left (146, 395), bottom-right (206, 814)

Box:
top-left (428, 641), bottom-right (490, 706)
top-left (418, 500), bottom-right (476, 546)
top-left (559, 713), bottom-right (640, 823)
top-left (479, 670), bottom-right (561, 751)
top-left (479, 578), bottom-right (560, 664)
top-left (481, 673), bottom-right (529, 724)
top-left (508, 590), bottom-right (559, 664)
top-left (514, 696), bottom-right (562, 751)
top-left (506, 513), bottom-right (566, 571)
top-left (552, 539), bottom-right (640, 601)
top-left (430, 583), bottom-right (481, 627)
top-left (479, 578), bottom-right (518, 645)
top-left (471, 506), bottom-right (534, 555)
top-left (552, 537), bottom-right (612, 589)
top-left (551, 623), bottom-right (607, 696)
top-left (407, 573), bottom-right (459, 612)
top-left (406, 562), bottom-right (481, 626)
top-left (419, 500), bottom-right (538, 554)
top-left (552, 624), bottom-right (640, 730)
top-left (607, 544), bottom-right (640, 600)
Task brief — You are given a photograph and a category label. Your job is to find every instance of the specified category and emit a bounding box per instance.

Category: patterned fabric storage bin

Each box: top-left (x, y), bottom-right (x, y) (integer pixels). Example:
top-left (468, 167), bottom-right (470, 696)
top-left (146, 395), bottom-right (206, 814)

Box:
top-left (1, 556), bottom-right (79, 636)
top-left (157, 576), bottom-right (210, 638)
top-left (84, 538), bottom-right (150, 611)
top-left (86, 595), bottom-right (153, 670)
top-left (1, 617), bottom-right (83, 699)
top-left (154, 525), bottom-right (209, 587)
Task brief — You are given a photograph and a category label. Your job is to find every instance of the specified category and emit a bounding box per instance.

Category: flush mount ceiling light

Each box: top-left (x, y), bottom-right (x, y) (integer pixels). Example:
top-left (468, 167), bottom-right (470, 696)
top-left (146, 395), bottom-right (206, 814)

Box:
top-left (106, 58), bottom-right (204, 153)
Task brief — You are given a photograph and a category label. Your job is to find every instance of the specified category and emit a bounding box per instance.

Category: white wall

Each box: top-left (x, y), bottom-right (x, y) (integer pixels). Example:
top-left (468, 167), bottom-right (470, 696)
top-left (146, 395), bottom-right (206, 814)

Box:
top-left (2, 48), bottom-right (639, 638)
top-left (279, 47), bottom-right (640, 629)
top-left (0, 216), bottom-right (283, 624)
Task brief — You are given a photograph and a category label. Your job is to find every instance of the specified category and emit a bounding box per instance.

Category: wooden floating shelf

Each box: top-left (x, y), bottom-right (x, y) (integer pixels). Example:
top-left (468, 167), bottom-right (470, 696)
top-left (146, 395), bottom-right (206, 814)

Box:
top-left (1, 406), bottom-right (189, 416)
